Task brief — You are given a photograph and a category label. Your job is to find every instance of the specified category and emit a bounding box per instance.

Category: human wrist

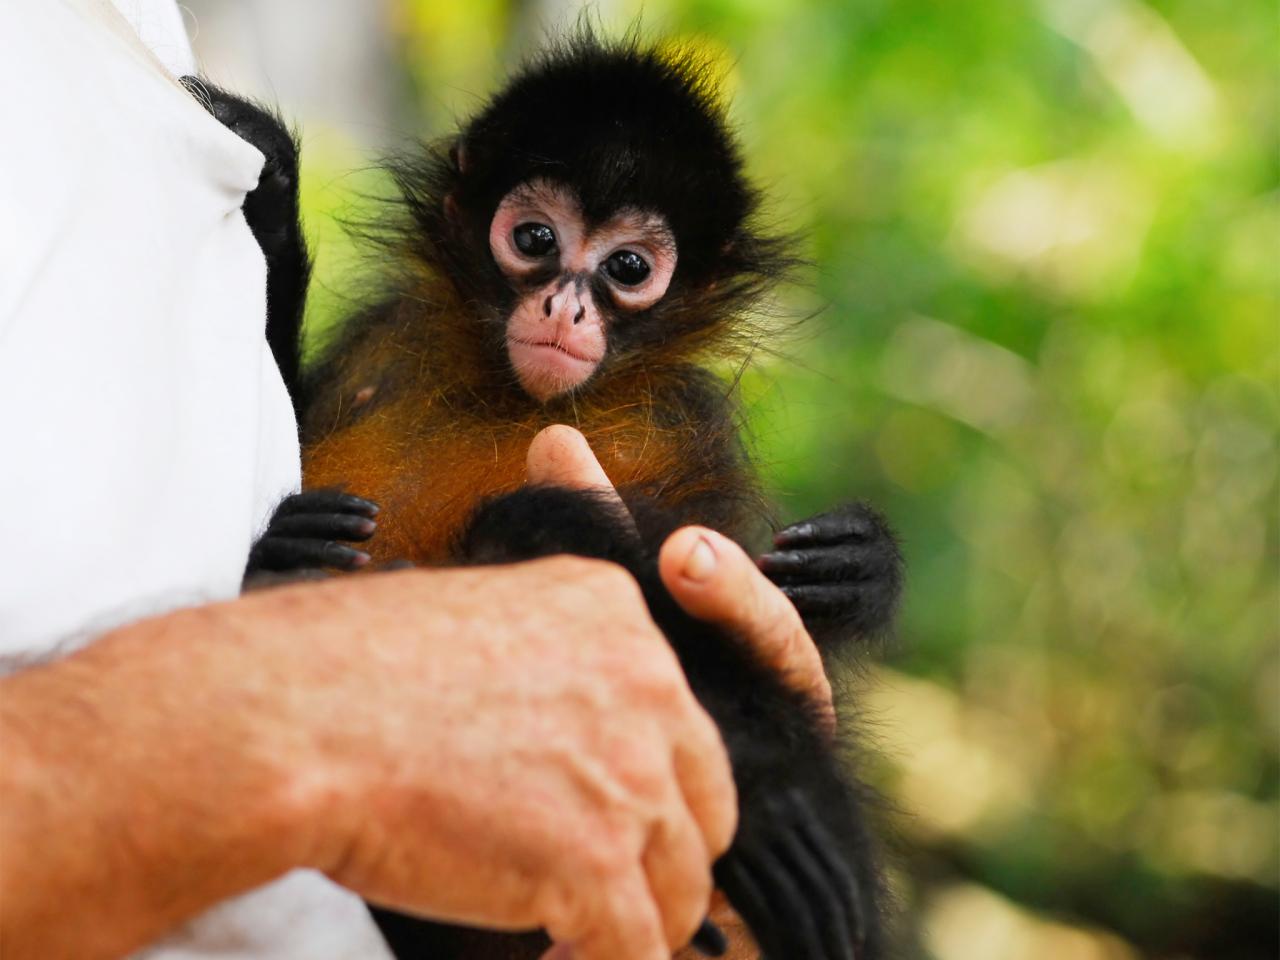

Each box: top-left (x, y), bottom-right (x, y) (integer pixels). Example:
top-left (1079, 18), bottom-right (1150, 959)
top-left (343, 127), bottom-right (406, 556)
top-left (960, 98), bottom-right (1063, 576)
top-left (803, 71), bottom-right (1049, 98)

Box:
top-left (180, 583), bottom-right (368, 879)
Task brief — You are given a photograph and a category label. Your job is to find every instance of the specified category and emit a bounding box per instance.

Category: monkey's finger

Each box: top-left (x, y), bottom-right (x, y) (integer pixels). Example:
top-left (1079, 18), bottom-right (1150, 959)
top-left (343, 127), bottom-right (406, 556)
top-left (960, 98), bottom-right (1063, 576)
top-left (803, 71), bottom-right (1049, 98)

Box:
top-left (767, 794), bottom-right (857, 960)
top-left (660, 527), bottom-right (833, 728)
top-left (778, 583), bottom-right (869, 618)
top-left (275, 489), bottom-right (380, 518)
top-left (691, 919), bottom-right (729, 956)
top-left (268, 512), bottom-right (377, 542)
top-left (774, 504), bottom-right (888, 548)
top-left (788, 790), bottom-right (867, 954)
top-left (249, 536), bottom-right (370, 572)
top-left (641, 799), bottom-right (715, 951)
top-left (541, 871), bottom-right (669, 960)
top-left (742, 845), bottom-right (830, 960)
top-left (758, 543), bottom-right (890, 583)
top-left (784, 580), bottom-right (902, 643)
top-left (717, 857), bottom-right (790, 960)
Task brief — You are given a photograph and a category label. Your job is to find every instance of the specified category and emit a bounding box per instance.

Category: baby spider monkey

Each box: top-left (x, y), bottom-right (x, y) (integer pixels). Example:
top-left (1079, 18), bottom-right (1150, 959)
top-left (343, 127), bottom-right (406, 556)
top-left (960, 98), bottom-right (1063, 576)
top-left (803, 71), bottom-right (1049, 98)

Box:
top-left (196, 27), bottom-right (902, 960)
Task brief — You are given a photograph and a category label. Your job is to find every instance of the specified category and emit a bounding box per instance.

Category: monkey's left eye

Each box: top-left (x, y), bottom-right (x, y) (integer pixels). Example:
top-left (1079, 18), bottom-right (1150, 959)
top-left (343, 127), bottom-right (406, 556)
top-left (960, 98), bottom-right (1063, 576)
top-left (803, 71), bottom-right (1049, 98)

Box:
top-left (513, 222), bottom-right (557, 257)
top-left (603, 250), bottom-right (651, 286)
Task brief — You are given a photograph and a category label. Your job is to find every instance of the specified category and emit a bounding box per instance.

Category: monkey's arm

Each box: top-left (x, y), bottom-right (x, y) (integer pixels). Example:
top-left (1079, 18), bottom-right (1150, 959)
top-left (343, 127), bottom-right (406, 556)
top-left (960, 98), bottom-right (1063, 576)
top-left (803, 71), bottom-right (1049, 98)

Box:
top-left (760, 502), bottom-right (903, 648)
top-left (180, 77), bottom-right (311, 412)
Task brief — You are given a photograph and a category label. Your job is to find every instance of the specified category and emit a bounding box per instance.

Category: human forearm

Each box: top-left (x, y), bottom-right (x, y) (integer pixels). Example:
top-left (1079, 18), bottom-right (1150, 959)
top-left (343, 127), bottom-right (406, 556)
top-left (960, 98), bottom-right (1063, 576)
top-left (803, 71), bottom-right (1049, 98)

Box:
top-left (0, 599), bottom-right (320, 960)
top-left (0, 563), bottom-right (739, 960)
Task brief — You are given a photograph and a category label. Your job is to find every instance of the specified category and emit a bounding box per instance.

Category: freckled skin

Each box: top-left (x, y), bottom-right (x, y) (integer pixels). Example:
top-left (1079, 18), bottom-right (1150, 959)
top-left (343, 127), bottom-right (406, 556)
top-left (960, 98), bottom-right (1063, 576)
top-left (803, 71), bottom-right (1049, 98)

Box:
top-left (491, 180), bottom-right (678, 401)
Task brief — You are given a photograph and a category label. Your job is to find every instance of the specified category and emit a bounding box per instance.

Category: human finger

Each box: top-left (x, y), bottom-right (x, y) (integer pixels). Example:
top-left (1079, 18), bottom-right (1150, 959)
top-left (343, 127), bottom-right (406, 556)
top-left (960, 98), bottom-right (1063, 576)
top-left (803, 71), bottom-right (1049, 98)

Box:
top-left (658, 526), bottom-right (834, 730)
top-left (669, 718), bottom-right (738, 862)
top-left (641, 793), bottom-right (716, 949)
top-left (540, 870), bottom-right (669, 960)
top-left (526, 424), bottom-right (616, 492)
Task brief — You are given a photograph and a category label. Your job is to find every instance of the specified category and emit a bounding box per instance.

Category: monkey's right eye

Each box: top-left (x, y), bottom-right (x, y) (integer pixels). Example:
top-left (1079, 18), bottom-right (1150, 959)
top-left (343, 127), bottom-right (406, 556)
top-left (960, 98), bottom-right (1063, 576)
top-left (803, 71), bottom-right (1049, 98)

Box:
top-left (513, 223), bottom-right (557, 257)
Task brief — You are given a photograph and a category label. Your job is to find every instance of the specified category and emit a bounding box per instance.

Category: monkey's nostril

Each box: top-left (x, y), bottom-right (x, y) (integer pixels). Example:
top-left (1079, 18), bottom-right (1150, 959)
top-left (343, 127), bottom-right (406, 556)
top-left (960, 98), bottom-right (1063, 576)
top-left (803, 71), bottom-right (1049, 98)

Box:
top-left (573, 305), bottom-right (585, 325)
top-left (543, 296), bottom-right (553, 318)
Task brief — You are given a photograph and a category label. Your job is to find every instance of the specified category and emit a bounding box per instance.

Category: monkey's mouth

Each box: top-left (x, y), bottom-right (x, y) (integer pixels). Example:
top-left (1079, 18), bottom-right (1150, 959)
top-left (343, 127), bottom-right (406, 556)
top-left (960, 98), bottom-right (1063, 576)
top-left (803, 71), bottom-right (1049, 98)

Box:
top-left (509, 338), bottom-right (601, 364)
top-left (507, 338), bottom-right (604, 400)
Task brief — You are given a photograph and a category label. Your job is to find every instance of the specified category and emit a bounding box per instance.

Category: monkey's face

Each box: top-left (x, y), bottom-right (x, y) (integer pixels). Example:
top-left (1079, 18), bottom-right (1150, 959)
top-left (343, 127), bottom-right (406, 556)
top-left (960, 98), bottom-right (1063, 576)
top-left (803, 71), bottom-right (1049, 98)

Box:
top-left (488, 179), bottom-right (677, 402)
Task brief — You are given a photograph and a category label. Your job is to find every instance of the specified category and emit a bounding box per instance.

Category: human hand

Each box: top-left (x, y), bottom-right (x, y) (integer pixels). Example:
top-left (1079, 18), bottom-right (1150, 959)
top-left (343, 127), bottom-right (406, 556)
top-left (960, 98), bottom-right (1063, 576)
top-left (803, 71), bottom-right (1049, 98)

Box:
top-left (0, 534), bottom-right (733, 960)
top-left (248, 561), bottom-right (736, 959)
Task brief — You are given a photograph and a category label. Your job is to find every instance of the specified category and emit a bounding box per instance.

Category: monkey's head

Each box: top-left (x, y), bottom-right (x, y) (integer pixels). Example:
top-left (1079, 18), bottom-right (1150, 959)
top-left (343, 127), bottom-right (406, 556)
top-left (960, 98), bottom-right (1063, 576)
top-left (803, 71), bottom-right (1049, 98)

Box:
top-left (395, 31), bottom-right (794, 403)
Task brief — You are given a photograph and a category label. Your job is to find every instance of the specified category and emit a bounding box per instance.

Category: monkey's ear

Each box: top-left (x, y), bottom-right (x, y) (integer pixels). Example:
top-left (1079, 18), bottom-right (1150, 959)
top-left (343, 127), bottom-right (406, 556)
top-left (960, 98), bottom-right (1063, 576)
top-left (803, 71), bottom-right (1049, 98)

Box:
top-left (449, 138), bottom-right (470, 175)
top-left (444, 193), bottom-right (461, 223)
top-left (442, 138), bottom-right (468, 223)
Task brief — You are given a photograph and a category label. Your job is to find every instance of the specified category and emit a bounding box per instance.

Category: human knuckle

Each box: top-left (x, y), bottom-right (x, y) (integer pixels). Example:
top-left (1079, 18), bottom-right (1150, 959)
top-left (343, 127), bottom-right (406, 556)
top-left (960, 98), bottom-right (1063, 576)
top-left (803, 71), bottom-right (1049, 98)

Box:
top-left (610, 645), bottom-right (672, 703)
top-left (631, 655), bottom-right (685, 703)
top-left (557, 556), bottom-right (643, 605)
top-left (607, 742), bottom-right (673, 800)
top-left (677, 882), bottom-right (713, 936)
top-left (703, 728), bottom-right (734, 784)
top-left (534, 877), bottom-right (592, 941)
top-left (648, 856), bottom-right (713, 941)
top-left (709, 811), bottom-right (737, 858)
top-left (577, 833), bottom-right (637, 884)
top-left (594, 563), bottom-right (646, 605)
top-left (661, 897), bottom-right (710, 950)
top-left (710, 778), bottom-right (740, 844)
top-left (661, 835), bottom-right (714, 898)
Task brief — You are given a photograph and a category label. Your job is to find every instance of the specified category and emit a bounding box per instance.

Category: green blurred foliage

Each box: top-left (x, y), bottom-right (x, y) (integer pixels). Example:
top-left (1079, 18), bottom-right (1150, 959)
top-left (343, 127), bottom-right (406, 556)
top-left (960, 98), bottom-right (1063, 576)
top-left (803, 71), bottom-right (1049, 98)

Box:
top-left (297, 1), bottom-right (1279, 955)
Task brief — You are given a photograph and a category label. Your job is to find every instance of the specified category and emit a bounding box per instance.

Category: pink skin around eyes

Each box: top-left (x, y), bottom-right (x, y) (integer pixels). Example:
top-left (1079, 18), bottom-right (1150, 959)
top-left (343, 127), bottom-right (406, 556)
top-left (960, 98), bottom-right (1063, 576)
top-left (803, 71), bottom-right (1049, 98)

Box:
top-left (489, 180), bottom-right (678, 402)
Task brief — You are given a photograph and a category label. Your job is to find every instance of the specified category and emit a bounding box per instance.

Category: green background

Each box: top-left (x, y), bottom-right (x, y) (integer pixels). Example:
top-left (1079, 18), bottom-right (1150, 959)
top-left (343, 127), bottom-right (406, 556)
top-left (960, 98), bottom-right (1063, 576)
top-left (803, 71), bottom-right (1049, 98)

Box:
top-left (287, 1), bottom-right (1278, 956)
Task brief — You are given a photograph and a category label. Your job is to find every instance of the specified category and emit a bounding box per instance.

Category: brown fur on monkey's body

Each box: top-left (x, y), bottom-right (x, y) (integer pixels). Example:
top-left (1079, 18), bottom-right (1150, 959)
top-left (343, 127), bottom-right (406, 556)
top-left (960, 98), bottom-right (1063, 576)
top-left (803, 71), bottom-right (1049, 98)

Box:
top-left (301, 289), bottom-right (770, 568)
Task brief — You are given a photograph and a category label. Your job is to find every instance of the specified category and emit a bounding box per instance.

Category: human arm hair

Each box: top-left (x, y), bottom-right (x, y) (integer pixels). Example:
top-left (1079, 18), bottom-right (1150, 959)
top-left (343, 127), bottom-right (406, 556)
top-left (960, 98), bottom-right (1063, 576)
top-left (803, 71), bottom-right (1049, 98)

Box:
top-left (0, 595), bottom-right (320, 959)
top-left (1, 564), bottom-right (737, 960)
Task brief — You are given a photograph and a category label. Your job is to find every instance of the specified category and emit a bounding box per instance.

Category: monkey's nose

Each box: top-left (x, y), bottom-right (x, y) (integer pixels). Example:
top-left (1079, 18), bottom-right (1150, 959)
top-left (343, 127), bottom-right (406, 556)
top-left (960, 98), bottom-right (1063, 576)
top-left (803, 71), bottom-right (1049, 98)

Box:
top-left (543, 287), bottom-right (589, 328)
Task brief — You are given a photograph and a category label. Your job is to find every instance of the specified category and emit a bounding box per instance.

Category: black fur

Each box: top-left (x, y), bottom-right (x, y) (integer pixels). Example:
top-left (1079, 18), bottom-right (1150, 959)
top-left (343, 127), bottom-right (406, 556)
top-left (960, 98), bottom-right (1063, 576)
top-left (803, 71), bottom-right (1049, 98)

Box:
top-left (178, 80), bottom-right (380, 585)
top-left (370, 487), bottom-right (887, 960)
top-left (181, 77), bottom-right (311, 414)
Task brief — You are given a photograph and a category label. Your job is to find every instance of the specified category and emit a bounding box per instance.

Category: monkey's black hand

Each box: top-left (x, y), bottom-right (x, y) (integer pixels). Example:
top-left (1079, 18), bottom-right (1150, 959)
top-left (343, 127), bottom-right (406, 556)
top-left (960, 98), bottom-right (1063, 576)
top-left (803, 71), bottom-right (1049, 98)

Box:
top-left (715, 789), bottom-right (868, 960)
top-left (180, 76), bottom-right (310, 406)
top-left (244, 490), bottom-right (379, 582)
top-left (181, 77), bottom-right (303, 257)
top-left (759, 502), bottom-right (902, 646)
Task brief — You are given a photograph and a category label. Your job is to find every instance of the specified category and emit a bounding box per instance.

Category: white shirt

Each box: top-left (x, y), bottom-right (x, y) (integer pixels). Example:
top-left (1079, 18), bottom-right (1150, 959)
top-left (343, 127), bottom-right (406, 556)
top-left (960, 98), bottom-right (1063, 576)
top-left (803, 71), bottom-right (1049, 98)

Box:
top-left (0, 1), bottom-right (392, 956)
